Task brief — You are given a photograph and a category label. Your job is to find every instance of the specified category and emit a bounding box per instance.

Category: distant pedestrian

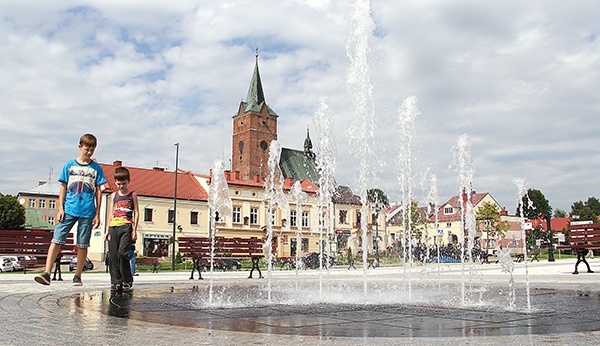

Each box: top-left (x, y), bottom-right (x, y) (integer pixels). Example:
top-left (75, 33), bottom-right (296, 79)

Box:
top-left (105, 166), bottom-right (139, 294)
top-left (52, 254), bottom-right (63, 281)
top-left (129, 245), bottom-right (138, 276)
top-left (35, 134), bottom-right (107, 287)
top-left (573, 249), bottom-right (594, 275)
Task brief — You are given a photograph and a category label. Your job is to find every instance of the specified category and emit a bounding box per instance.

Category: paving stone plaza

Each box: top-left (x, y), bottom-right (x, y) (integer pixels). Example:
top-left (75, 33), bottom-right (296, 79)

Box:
top-left (1, 259), bottom-right (599, 345)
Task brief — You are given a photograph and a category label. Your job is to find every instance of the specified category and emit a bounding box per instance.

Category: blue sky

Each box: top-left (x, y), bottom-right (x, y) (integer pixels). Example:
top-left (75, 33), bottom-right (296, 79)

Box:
top-left (1, 0), bottom-right (599, 214)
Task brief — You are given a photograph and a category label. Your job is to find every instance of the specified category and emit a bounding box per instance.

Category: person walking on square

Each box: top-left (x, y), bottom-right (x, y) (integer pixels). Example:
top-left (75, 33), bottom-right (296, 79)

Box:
top-left (105, 166), bottom-right (139, 293)
top-left (128, 245), bottom-right (138, 276)
top-left (35, 134), bottom-right (107, 286)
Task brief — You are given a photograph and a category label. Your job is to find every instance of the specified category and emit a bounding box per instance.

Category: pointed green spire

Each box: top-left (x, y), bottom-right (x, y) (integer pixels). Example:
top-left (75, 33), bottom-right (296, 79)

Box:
top-left (242, 50), bottom-right (277, 116)
top-left (246, 50), bottom-right (265, 108)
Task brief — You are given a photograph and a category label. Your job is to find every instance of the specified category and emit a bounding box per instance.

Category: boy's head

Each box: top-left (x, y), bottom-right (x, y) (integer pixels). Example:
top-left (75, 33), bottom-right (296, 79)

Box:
top-left (78, 133), bottom-right (98, 161)
top-left (114, 166), bottom-right (131, 182)
top-left (79, 133), bottom-right (98, 148)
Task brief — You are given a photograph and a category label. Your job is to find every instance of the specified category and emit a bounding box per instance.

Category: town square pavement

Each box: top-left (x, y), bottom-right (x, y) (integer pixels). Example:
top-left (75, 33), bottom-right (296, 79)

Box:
top-left (0, 258), bottom-right (599, 346)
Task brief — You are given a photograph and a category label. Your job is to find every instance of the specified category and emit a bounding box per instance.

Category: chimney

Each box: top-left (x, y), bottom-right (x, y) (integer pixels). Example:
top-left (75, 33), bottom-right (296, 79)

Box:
top-left (113, 160), bottom-right (122, 167)
top-left (153, 167), bottom-right (165, 171)
top-left (38, 181), bottom-right (46, 186)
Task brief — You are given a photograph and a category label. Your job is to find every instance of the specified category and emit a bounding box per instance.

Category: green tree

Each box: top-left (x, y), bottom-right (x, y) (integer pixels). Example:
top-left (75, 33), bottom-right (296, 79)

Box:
top-left (367, 188), bottom-right (389, 209)
top-left (476, 202), bottom-right (509, 245)
top-left (520, 188), bottom-right (554, 261)
top-left (553, 209), bottom-right (567, 218)
top-left (519, 188), bottom-right (552, 220)
top-left (0, 193), bottom-right (26, 229)
top-left (396, 199), bottom-right (426, 239)
top-left (570, 197), bottom-right (600, 222)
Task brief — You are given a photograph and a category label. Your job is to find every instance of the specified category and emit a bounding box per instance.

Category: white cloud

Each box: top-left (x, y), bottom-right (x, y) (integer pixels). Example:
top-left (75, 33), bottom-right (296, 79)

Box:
top-left (1, 0), bottom-right (599, 214)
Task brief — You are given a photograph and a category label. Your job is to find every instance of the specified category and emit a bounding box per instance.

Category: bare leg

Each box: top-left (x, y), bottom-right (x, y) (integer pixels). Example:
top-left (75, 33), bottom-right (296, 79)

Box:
top-left (45, 243), bottom-right (62, 274)
top-left (75, 247), bottom-right (88, 278)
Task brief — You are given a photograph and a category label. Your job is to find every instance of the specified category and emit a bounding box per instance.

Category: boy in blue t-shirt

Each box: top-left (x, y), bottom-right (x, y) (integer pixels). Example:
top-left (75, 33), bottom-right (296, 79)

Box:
top-left (35, 134), bottom-right (107, 286)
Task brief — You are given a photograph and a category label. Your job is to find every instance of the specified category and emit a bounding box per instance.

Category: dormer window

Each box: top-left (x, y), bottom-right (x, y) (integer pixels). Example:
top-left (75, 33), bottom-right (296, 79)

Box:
top-left (443, 207), bottom-right (454, 214)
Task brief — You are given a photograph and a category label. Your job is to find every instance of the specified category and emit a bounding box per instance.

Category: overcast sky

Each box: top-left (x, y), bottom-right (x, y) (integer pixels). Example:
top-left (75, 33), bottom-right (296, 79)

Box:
top-left (1, 0), bottom-right (599, 214)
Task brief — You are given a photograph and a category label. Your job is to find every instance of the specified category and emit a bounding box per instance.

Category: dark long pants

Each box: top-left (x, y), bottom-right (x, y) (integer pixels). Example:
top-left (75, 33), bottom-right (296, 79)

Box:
top-left (108, 224), bottom-right (133, 285)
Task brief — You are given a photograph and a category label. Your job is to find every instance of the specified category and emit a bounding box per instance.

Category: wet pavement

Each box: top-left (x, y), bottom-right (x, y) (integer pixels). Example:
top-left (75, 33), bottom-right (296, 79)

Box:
top-left (1, 259), bottom-right (600, 345)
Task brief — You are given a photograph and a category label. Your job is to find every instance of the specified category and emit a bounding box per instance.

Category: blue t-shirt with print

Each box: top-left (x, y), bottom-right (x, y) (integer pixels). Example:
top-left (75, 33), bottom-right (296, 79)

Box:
top-left (59, 159), bottom-right (107, 218)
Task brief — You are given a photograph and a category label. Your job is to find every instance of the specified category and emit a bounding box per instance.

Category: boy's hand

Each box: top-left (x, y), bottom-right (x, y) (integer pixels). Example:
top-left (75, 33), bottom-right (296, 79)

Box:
top-left (56, 210), bottom-right (65, 223)
top-left (92, 215), bottom-right (101, 229)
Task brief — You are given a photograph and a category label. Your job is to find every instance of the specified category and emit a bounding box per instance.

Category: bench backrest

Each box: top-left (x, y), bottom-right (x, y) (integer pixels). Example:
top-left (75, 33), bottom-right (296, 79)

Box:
top-left (179, 236), bottom-right (263, 258)
top-left (567, 223), bottom-right (600, 246)
top-left (0, 230), bottom-right (76, 256)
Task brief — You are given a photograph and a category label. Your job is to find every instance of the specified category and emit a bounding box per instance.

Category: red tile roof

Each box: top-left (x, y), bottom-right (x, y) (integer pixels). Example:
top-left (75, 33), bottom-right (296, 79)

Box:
top-left (100, 161), bottom-right (208, 201)
top-left (435, 192), bottom-right (493, 222)
top-left (530, 217), bottom-right (571, 232)
top-left (214, 170), bottom-right (318, 193)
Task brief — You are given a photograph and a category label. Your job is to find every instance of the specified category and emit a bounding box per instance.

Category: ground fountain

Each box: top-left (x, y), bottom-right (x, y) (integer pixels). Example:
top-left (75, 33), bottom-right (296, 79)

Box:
top-left (77, 0), bottom-right (600, 340)
top-left (264, 140), bottom-right (288, 302)
top-left (207, 157), bottom-right (232, 304)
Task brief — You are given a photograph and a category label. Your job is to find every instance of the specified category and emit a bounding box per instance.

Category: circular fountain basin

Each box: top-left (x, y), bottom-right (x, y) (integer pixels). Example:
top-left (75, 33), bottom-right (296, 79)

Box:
top-left (62, 282), bottom-right (600, 338)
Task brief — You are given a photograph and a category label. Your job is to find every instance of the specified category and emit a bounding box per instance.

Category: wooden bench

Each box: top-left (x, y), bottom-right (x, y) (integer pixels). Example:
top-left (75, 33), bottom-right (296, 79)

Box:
top-left (0, 230), bottom-right (76, 276)
top-left (136, 257), bottom-right (160, 272)
top-left (557, 222), bottom-right (600, 274)
top-left (178, 236), bottom-right (263, 279)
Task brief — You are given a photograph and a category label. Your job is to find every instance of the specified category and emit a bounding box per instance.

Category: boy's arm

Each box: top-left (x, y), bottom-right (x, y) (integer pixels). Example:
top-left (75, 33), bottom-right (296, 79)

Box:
top-left (92, 185), bottom-right (104, 229)
top-left (56, 183), bottom-right (67, 222)
top-left (105, 192), bottom-right (115, 241)
top-left (131, 192), bottom-right (140, 242)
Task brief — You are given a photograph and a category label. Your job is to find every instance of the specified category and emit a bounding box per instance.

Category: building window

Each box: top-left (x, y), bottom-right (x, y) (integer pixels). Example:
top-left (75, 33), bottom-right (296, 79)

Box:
top-left (190, 211), bottom-right (198, 225)
top-left (48, 216), bottom-right (55, 225)
top-left (339, 210), bottom-right (347, 224)
top-left (250, 207), bottom-right (258, 225)
top-left (39, 199), bottom-right (46, 208)
top-left (270, 209), bottom-right (277, 225)
top-left (444, 207), bottom-right (453, 214)
top-left (290, 211), bottom-right (297, 227)
top-left (233, 206), bottom-right (241, 223)
top-left (301, 238), bottom-right (309, 252)
top-left (446, 222), bottom-right (452, 228)
top-left (168, 210), bottom-right (175, 223)
top-left (301, 211), bottom-right (309, 227)
top-left (144, 208), bottom-right (153, 222)
top-left (49, 200), bottom-right (56, 209)
top-left (29, 199), bottom-right (36, 208)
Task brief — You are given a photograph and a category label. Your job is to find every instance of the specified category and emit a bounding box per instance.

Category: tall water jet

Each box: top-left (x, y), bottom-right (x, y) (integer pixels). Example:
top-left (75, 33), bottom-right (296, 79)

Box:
top-left (422, 170), bottom-right (441, 292)
top-left (313, 96), bottom-right (337, 299)
top-left (451, 134), bottom-right (477, 305)
top-left (497, 245), bottom-right (516, 309)
top-left (289, 181), bottom-right (307, 290)
top-left (396, 95), bottom-right (421, 300)
top-left (207, 158), bottom-right (232, 304)
top-left (346, 0), bottom-right (375, 297)
top-left (264, 140), bottom-right (288, 301)
top-left (514, 176), bottom-right (532, 311)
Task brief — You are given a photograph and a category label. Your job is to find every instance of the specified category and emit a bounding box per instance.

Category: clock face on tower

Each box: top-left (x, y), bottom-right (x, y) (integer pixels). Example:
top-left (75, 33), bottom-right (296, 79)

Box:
top-left (260, 140), bottom-right (268, 151)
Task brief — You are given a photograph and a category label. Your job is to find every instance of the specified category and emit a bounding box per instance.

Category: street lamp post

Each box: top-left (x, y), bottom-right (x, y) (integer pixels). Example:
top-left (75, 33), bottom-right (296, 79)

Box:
top-left (172, 142), bottom-right (179, 271)
top-left (374, 207), bottom-right (380, 267)
top-left (546, 213), bottom-right (555, 262)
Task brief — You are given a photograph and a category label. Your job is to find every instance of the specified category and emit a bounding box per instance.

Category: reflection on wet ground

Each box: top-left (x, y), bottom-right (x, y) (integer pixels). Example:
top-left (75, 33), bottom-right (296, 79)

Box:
top-left (60, 284), bottom-right (600, 338)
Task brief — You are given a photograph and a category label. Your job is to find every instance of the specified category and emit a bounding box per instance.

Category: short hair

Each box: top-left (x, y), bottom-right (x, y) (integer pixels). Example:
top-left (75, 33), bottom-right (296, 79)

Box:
top-left (114, 166), bottom-right (131, 182)
top-left (80, 133), bottom-right (98, 147)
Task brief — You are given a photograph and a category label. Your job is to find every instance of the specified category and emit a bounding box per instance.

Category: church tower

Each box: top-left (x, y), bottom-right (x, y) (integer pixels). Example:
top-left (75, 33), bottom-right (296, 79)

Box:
top-left (231, 52), bottom-right (278, 180)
